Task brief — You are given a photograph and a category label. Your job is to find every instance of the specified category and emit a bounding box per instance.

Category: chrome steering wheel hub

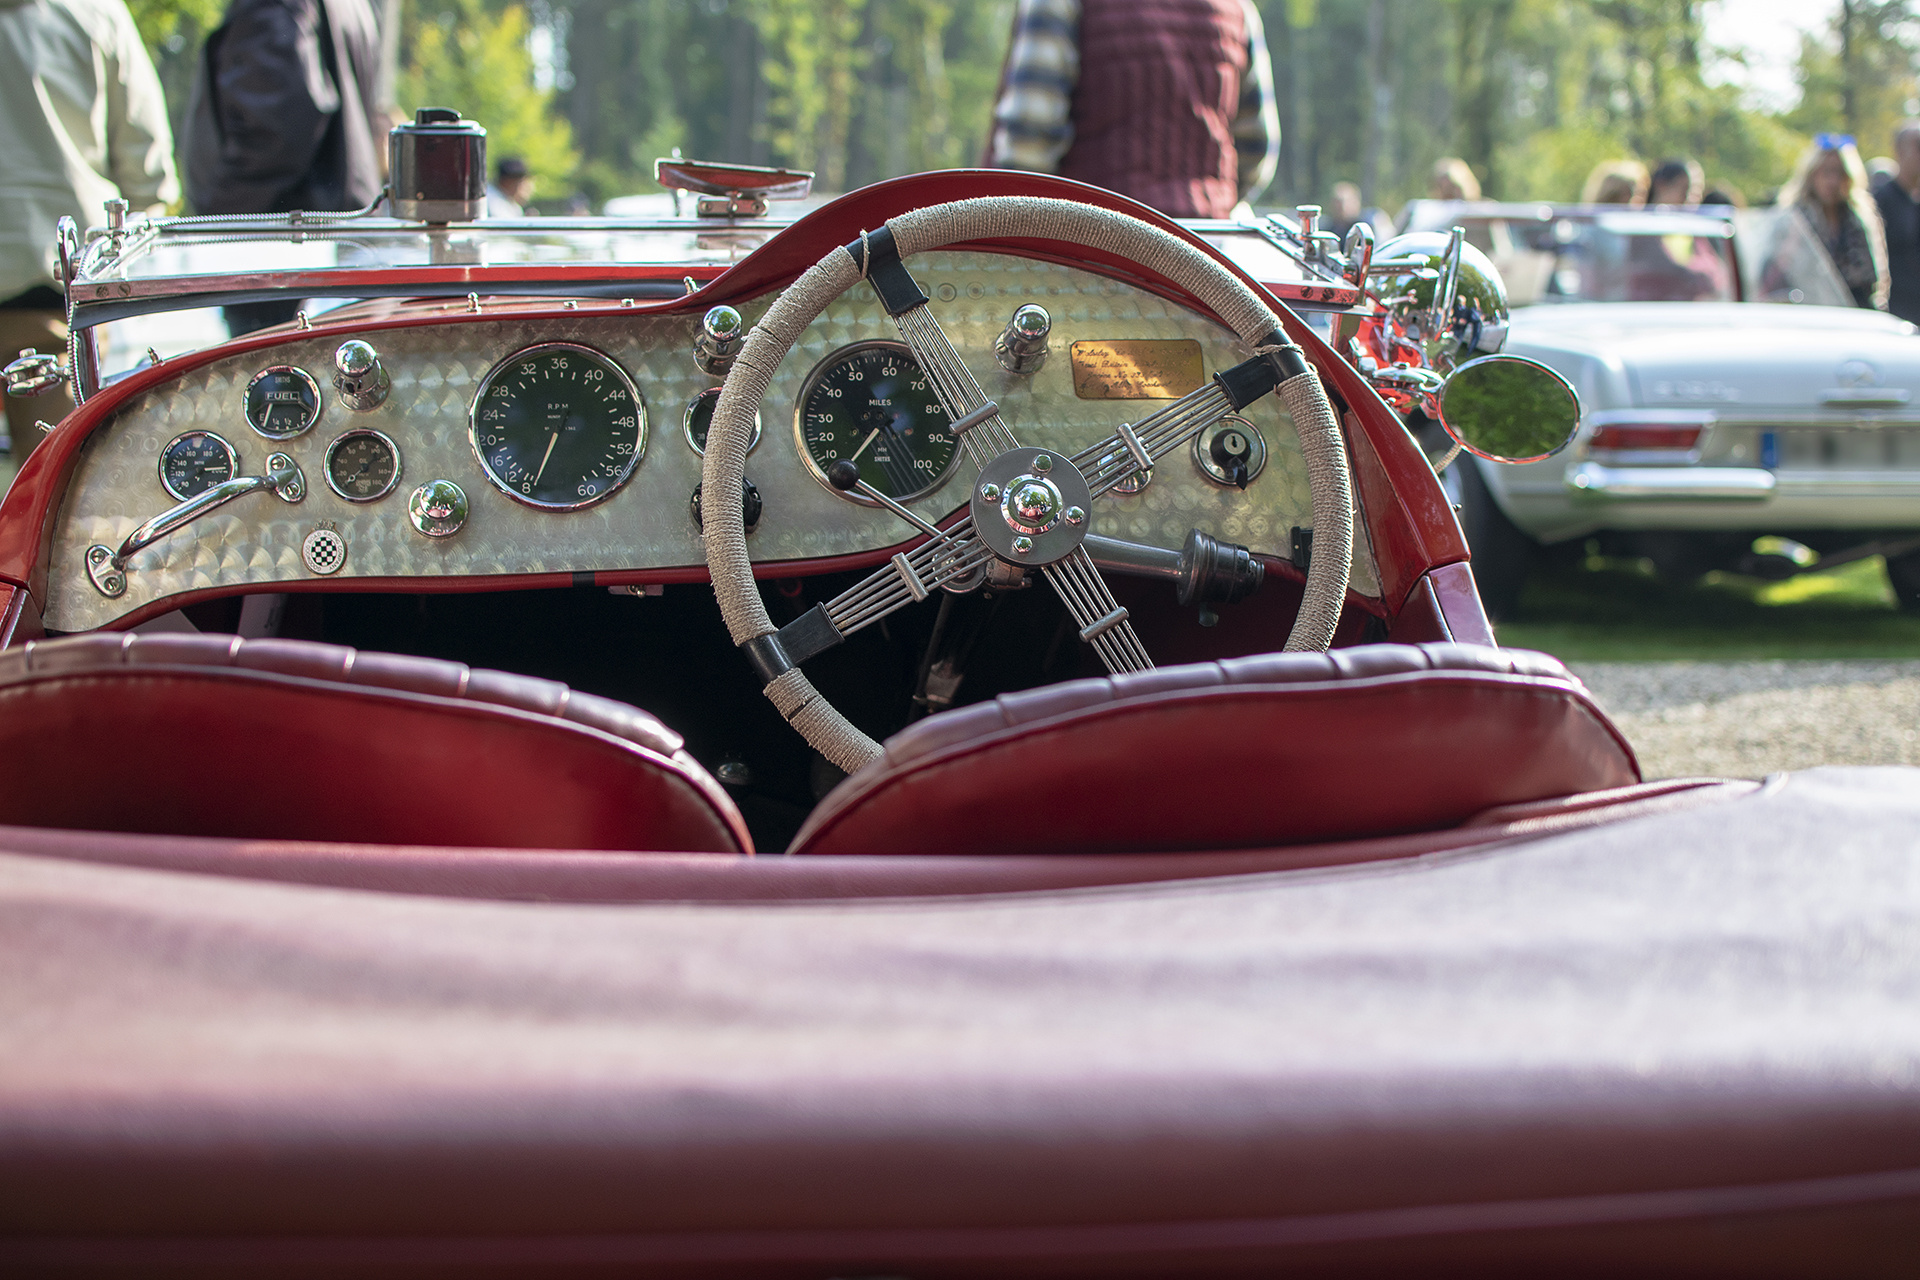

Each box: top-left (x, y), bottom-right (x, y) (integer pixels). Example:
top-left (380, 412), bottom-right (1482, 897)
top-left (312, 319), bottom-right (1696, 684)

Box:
top-left (971, 447), bottom-right (1093, 565)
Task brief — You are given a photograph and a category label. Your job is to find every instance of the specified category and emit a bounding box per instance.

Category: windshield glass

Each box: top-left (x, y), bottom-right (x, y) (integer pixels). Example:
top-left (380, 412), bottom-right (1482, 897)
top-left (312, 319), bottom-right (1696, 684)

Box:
top-left (1397, 202), bottom-right (1856, 308)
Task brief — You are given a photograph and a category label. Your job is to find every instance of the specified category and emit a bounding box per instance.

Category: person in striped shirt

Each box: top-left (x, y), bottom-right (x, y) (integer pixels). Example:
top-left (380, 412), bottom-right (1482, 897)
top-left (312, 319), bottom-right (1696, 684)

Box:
top-left (987, 0), bottom-right (1279, 219)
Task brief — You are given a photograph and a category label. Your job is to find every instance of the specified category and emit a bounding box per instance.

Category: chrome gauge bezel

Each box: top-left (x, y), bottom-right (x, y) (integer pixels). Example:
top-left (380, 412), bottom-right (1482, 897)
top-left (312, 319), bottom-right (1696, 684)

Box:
top-left (323, 428), bottom-right (403, 503)
top-left (792, 339), bottom-right (960, 507)
top-left (157, 430), bottom-right (239, 501)
top-left (466, 341), bottom-right (647, 512)
top-left (243, 365), bottom-right (323, 440)
top-left (683, 386), bottom-right (761, 456)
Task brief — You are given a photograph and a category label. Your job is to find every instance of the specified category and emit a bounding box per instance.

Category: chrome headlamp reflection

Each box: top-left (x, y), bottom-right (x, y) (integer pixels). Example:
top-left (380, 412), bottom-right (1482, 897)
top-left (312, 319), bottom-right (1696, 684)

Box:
top-left (1370, 230), bottom-right (1511, 373)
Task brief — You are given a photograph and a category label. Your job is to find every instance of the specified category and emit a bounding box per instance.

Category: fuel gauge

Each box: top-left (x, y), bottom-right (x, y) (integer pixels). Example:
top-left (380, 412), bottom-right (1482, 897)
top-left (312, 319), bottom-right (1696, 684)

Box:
top-left (324, 429), bottom-right (401, 502)
top-left (244, 365), bottom-right (322, 440)
top-left (158, 430), bottom-right (238, 500)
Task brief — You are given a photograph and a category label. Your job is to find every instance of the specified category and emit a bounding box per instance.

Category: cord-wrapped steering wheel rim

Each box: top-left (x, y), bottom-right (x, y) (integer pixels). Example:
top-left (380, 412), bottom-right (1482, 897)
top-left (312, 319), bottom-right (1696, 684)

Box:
top-left (701, 196), bottom-right (1354, 774)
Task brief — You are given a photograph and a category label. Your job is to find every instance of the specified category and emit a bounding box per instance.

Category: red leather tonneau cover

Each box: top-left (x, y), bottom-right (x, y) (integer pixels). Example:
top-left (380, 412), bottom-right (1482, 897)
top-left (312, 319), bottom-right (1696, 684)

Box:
top-left (2, 768), bottom-right (1918, 1276)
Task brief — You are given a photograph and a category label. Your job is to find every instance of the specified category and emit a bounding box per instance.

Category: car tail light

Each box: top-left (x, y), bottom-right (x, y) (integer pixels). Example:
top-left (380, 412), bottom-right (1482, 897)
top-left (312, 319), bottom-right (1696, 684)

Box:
top-left (1589, 423), bottom-right (1704, 452)
top-left (1582, 411), bottom-right (1717, 463)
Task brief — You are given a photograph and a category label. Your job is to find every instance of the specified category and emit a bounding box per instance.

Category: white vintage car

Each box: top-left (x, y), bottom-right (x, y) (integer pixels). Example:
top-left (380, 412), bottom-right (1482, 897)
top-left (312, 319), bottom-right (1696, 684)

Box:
top-left (1399, 200), bottom-right (1920, 617)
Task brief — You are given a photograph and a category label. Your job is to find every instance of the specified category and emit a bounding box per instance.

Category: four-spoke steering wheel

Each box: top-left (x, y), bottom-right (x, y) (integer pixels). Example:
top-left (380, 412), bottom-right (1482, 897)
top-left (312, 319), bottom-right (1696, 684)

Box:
top-left (702, 196), bottom-right (1354, 772)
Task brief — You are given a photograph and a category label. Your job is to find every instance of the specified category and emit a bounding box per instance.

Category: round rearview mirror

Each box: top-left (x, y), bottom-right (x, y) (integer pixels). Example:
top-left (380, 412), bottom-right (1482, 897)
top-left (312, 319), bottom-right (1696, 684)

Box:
top-left (1438, 354), bottom-right (1580, 463)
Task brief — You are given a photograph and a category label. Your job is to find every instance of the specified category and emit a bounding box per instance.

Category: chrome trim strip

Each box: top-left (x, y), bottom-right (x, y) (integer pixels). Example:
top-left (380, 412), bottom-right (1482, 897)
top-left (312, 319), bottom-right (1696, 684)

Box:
top-left (1568, 462), bottom-right (1775, 501)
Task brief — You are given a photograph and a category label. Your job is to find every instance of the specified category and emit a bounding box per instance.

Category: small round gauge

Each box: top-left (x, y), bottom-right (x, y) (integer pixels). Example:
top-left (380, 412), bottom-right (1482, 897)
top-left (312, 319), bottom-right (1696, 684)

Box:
top-left (683, 387), bottom-right (761, 456)
top-left (795, 341), bottom-right (958, 503)
top-left (324, 429), bottom-right (402, 502)
top-left (244, 365), bottom-right (322, 440)
top-left (158, 430), bottom-right (238, 500)
top-left (468, 342), bottom-right (646, 509)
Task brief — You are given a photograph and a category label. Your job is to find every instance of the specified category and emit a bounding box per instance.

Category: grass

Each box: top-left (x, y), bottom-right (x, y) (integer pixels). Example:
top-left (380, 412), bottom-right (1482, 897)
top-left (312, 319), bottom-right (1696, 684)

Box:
top-left (1495, 552), bottom-right (1920, 661)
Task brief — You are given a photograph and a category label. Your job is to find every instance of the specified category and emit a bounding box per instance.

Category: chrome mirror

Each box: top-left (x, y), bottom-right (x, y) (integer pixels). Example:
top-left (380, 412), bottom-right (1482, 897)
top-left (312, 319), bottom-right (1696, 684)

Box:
top-left (1367, 230), bottom-right (1511, 373)
top-left (1439, 354), bottom-right (1580, 463)
top-left (653, 157), bottom-right (814, 217)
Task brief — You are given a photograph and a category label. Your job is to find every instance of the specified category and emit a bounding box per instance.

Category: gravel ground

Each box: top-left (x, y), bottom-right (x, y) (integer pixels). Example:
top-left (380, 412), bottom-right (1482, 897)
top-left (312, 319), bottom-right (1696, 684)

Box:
top-left (1572, 661), bottom-right (1920, 780)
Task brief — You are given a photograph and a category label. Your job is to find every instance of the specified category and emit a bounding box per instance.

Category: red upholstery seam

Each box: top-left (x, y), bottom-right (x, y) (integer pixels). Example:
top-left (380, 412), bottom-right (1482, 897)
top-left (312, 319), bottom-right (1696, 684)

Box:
top-left (804, 673), bottom-right (1632, 851)
top-left (0, 667), bottom-right (752, 853)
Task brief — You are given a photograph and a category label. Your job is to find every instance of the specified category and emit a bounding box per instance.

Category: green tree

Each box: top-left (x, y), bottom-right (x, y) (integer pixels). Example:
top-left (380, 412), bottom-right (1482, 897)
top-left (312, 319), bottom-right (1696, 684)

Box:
top-left (1787, 1), bottom-right (1920, 164)
top-left (401, 0), bottom-right (578, 191)
top-left (756, 0), bottom-right (867, 189)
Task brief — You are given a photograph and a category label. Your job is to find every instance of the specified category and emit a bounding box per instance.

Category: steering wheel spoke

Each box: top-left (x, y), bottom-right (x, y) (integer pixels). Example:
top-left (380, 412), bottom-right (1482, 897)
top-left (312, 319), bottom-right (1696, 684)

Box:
top-left (759, 518), bottom-right (992, 677)
top-left (824, 517), bottom-right (991, 635)
top-left (1071, 353), bottom-right (1282, 500)
top-left (1044, 546), bottom-right (1152, 675)
top-left (890, 304), bottom-right (1025, 464)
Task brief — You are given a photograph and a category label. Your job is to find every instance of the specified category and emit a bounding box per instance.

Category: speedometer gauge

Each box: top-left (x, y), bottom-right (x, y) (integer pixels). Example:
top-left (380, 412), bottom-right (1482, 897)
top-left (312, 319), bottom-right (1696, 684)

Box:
top-left (795, 341), bottom-right (958, 503)
top-left (469, 343), bottom-right (645, 510)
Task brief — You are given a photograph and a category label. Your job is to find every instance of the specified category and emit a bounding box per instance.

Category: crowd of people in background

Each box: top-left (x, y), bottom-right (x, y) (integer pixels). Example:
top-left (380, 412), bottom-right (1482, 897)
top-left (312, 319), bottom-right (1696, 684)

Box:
top-left (1390, 129), bottom-right (1920, 323)
top-left (9, 0), bottom-right (1920, 467)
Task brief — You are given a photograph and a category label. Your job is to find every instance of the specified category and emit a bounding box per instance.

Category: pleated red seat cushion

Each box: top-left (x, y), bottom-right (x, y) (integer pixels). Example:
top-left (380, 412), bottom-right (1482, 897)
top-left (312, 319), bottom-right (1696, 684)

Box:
top-left (790, 643), bottom-right (1637, 856)
top-left (0, 632), bottom-right (752, 852)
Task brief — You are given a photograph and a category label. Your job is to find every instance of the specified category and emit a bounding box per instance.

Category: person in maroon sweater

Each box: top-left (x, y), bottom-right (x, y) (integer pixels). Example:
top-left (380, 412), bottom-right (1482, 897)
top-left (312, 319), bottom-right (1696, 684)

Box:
top-left (987, 0), bottom-right (1278, 219)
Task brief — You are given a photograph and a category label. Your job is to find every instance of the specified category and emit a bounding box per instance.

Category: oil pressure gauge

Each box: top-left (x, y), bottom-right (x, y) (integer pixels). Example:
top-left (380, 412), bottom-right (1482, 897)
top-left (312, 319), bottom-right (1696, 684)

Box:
top-left (324, 429), bottom-right (401, 502)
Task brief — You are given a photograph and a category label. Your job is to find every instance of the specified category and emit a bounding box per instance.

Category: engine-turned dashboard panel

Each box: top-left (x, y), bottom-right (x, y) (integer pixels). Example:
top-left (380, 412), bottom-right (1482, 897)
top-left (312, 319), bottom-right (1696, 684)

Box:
top-left (43, 251), bottom-right (1378, 631)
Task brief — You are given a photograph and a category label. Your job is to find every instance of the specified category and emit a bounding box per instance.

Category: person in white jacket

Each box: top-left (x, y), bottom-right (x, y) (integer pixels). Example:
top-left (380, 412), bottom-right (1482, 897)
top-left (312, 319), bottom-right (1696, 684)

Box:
top-left (0, 0), bottom-right (177, 454)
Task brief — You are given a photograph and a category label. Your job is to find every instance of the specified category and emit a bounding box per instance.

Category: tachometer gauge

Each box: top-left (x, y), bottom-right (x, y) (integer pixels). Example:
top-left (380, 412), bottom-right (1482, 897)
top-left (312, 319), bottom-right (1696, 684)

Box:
top-left (158, 430), bottom-right (238, 500)
top-left (795, 341), bottom-right (958, 503)
top-left (244, 366), bottom-right (322, 440)
top-left (683, 386), bottom-right (761, 456)
top-left (469, 343), bottom-right (645, 509)
top-left (324, 429), bottom-right (401, 502)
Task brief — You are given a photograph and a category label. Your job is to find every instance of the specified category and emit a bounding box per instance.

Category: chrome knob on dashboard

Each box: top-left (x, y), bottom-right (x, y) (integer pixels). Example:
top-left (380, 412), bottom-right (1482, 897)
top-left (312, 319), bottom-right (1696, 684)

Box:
top-left (407, 479), bottom-right (468, 537)
top-left (694, 305), bottom-right (744, 375)
top-left (332, 339), bottom-right (390, 411)
top-left (993, 304), bottom-right (1051, 375)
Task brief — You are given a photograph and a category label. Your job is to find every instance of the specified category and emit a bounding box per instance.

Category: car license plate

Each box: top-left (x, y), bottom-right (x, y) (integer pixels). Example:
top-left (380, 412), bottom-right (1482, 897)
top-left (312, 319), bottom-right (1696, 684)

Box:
top-left (1762, 428), bottom-right (1920, 469)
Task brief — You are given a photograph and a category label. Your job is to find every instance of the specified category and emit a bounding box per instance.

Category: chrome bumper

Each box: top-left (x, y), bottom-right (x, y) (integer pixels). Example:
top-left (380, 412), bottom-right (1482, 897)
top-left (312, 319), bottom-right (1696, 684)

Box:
top-left (1568, 462), bottom-right (1776, 501)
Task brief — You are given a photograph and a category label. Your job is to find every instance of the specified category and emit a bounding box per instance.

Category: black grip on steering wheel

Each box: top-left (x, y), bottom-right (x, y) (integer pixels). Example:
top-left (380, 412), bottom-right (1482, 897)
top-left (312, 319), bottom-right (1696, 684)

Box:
top-left (843, 226), bottom-right (930, 316)
top-left (739, 633), bottom-right (793, 685)
top-left (1214, 353), bottom-right (1281, 410)
top-left (1254, 329), bottom-right (1311, 382)
top-left (740, 605), bottom-right (848, 687)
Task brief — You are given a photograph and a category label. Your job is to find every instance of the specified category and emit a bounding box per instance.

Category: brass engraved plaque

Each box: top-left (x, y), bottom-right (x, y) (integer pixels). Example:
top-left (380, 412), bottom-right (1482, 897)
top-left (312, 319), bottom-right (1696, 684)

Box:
top-left (1069, 339), bottom-right (1204, 400)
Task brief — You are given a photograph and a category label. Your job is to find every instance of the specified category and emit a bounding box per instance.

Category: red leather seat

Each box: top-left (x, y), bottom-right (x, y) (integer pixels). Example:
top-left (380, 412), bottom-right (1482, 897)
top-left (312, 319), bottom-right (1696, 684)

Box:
top-left (790, 643), bottom-right (1638, 856)
top-left (0, 633), bottom-right (752, 853)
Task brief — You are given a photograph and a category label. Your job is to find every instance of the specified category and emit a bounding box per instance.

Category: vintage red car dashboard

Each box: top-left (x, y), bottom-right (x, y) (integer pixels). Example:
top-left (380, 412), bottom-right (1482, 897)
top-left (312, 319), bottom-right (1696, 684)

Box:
top-left (34, 255), bottom-right (1374, 633)
top-left (0, 172), bottom-right (1469, 643)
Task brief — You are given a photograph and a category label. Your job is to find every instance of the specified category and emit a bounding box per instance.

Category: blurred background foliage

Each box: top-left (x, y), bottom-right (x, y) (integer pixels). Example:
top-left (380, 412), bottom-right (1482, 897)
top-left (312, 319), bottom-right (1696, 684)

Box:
top-left (123, 0), bottom-right (1918, 215)
top-left (400, 0), bottom-right (579, 189)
